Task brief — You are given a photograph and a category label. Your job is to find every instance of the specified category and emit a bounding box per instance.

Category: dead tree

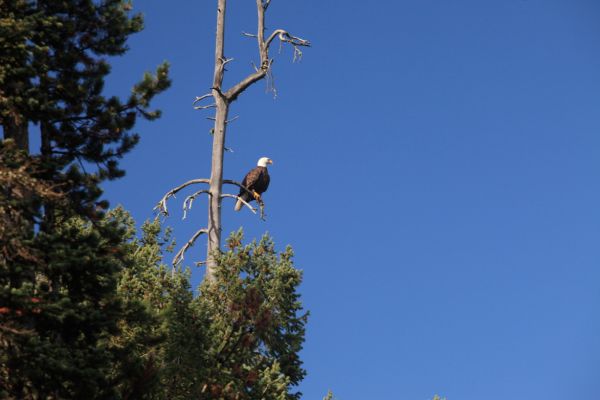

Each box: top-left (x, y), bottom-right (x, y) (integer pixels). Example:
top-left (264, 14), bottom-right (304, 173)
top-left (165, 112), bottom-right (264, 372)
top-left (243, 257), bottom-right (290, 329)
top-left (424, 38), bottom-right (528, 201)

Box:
top-left (155, 0), bottom-right (309, 281)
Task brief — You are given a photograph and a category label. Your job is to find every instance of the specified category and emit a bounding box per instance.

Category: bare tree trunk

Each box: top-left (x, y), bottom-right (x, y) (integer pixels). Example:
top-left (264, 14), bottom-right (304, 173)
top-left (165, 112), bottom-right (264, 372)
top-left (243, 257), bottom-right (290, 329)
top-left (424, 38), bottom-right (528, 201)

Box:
top-left (156, 0), bottom-right (309, 281)
top-left (206, 99), bottom-right (229, 281)
top-left (206, 0), bottom-right (229, 281)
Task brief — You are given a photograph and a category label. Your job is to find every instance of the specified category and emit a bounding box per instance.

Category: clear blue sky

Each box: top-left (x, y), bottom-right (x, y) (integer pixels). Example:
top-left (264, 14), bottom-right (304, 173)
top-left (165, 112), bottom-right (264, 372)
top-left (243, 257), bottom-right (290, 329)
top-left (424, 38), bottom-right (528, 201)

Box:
top-left (103, 1), bottom-right (600, 399)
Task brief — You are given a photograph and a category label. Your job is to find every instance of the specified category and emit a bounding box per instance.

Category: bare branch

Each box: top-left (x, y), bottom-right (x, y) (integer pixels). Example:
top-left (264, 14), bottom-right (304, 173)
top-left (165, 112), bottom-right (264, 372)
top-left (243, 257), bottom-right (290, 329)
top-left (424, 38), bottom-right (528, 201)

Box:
top-left (265, 29), bottom-right (284, 48)
top-left (173, 228), bottom-right (208, 266)
top-left (183, 189), bottom-right (211, 220)
top-left (290, 46), bottom-right (300, 62)
top-left (154, 178), bottom-right (210, 216)
top-left (265, 29), bottom-right (311, 49)
top-left (194, 103), bottom-right (217, 110)
top-left (193, 93), bottom-right (214, 105)
top-left (163, 0), bottom-right (308, 280)
top-left (223, 179), bottom-right (251, 192)
top-left (225, 69), bottom-right (268, 102)
top-left (257, 197), bottom-right (266, 221)
top-left (224, 1), bottom-right (310, 102)
top-left (220, 57), bottom-right (234, 71)
top-left (221, 193), bottom-right (257, 214)
top-left (212, 56), bottom-right (235, 85)
top-left (223, 180), bottom-right (266, 220)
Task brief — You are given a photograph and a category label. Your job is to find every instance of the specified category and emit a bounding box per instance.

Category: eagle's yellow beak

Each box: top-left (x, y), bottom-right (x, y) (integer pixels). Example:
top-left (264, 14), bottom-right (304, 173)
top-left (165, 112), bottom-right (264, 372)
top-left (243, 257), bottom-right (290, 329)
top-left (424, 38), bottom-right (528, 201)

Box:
top-left (268, 159), bottom-right (273, 165)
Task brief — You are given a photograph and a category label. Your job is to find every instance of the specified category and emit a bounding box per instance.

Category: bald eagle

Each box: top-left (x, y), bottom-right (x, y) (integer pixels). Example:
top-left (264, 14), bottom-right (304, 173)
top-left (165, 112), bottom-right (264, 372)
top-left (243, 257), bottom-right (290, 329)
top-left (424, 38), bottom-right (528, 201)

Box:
top-left (234, 157), bottom-right (273, 211)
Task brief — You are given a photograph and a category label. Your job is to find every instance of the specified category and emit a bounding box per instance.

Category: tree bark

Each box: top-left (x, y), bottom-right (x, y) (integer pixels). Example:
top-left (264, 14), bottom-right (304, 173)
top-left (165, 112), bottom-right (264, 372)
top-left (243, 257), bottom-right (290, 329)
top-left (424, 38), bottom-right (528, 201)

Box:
top-left (206, 0), bottom-right (229, 281)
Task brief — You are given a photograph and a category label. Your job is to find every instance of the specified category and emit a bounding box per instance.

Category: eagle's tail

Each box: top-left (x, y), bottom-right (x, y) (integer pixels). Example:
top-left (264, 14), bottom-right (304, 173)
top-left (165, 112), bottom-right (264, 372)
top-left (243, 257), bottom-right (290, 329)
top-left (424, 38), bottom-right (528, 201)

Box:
top-left (234, 198), bottom-right (243, 211)
top-left (234, 193), bottom-right (248, 211)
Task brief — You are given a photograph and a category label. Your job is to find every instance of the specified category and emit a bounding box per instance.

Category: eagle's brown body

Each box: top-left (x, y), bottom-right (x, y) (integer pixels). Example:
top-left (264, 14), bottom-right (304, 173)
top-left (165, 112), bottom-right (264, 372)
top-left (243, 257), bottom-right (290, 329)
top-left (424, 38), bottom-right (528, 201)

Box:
top-left (235, 165), bottom-right (270, 211)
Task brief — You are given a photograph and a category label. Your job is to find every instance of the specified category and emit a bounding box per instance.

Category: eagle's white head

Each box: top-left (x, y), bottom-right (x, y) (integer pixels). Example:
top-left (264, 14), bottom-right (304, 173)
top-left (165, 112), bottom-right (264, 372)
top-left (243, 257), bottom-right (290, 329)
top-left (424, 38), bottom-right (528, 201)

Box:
top-left (257, 157), bottom-right (273, 167)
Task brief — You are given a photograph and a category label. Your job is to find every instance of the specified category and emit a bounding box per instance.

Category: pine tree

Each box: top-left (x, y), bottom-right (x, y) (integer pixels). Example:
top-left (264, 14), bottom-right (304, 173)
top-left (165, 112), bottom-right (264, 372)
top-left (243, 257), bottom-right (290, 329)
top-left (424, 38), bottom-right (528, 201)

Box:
top-left (113, 210), bottom-right (206, 399)
top-left (113, 219), bottom-right (309, 400)
top-left (0, 200), bottom-right (136, 398)
top-left (1, 2), bottom-right (312, 399)
top-left (0, 140), bottom-right (63, 397)
top-left (196, 230), bottom-right (308, 400)
top-left (1, 1), bottom-right (170, 398)
top-left (0, 0), bottom-right (170, 219)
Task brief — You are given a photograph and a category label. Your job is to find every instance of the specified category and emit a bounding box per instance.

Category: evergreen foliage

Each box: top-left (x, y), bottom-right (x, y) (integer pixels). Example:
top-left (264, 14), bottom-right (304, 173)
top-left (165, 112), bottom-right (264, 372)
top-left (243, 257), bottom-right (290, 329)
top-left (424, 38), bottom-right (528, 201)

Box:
top-left (1, 200), bottom-right (309, 399)
top-left (1, 2), bottom-right (311, 399)
top-left (0, 202), bottom-right (137, 398)
top-left (0, 0), bottom-right (171, 218)
top-left (113, 210), bottom-right (206, 399)
top-left (195, 230), bottom-right (308, 400)
top-left (1, 1), bottom-right (171, 397)
top-left (112, 221), bottom-right (310, 400)
top-left (0, 140), bottom-right (63, 397)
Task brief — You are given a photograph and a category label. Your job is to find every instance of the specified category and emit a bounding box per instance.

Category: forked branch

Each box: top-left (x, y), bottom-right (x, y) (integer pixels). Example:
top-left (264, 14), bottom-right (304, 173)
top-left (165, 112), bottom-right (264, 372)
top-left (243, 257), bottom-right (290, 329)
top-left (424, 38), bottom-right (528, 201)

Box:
top-left (173, 228), bottom-right (208, 266)
top-left (154, 178), bottom-right (210, 216)
top-left (265, 29), bottom-right (311, 49)
top-left (224, 0), bottom-right (310, 102)
top-left (156, 176), bottom-right (265, 265)
top-left (160, 0), bottom-right (307, 281)
top-left (183, 189), bottom-right (211, 220)
top-left (225, 67), bottom-right (270, 102)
